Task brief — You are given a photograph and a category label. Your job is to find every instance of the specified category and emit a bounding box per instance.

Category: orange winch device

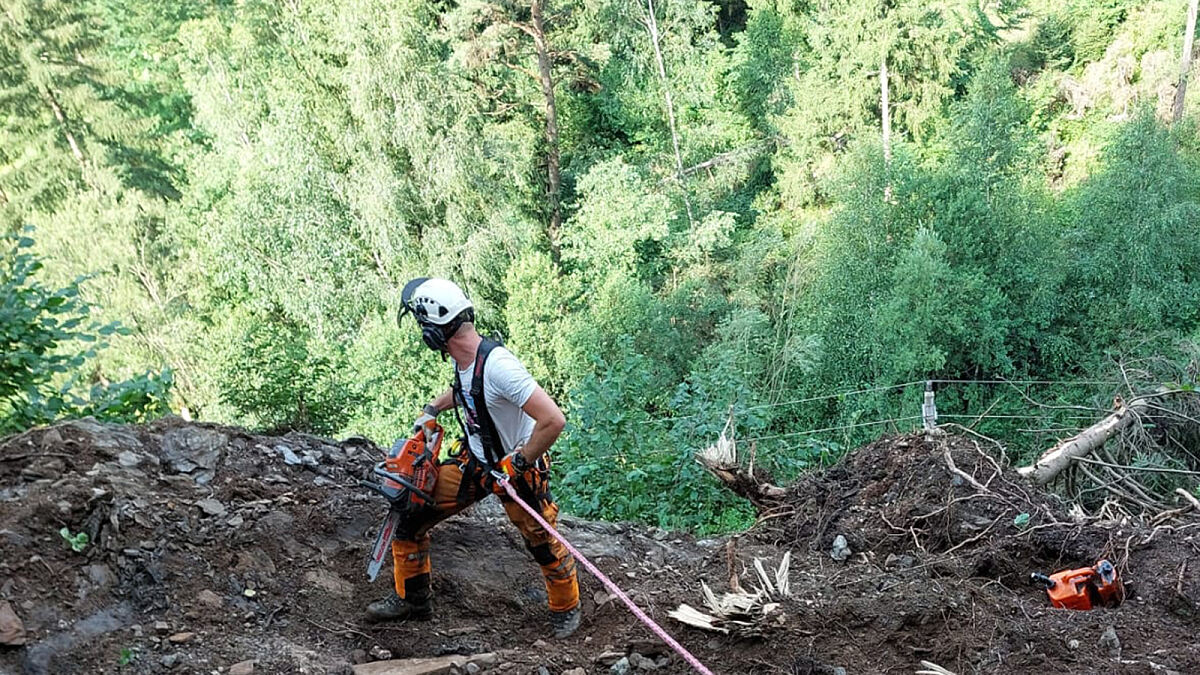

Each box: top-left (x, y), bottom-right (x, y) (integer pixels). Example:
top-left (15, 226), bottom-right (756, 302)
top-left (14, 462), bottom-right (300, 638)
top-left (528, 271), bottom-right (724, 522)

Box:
top-left (1030, 559), bottom-right (1125, 610)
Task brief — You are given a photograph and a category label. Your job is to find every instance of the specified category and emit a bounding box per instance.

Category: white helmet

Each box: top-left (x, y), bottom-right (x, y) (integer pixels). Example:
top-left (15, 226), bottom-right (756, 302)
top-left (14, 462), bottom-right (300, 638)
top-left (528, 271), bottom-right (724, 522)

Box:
top-left (401, 277), bottom-right (473, 326)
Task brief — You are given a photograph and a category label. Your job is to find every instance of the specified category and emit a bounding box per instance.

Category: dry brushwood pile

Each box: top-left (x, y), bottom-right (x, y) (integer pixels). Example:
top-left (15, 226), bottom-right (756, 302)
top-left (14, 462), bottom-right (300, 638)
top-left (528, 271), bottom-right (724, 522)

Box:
top-left (1, 418), bottom-right (1198, 675)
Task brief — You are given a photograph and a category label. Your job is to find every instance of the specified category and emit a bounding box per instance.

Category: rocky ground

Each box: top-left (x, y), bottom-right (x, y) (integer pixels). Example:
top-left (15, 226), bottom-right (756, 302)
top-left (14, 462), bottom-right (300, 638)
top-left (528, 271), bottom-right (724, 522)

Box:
top-left (0, 418), bottom-right (1197, 674)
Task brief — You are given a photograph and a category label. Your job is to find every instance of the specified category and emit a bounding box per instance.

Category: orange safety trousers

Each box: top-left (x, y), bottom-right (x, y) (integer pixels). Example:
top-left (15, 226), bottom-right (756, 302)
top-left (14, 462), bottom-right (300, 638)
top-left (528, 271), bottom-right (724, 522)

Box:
top-left (390, 454), bottom-right (579, 613)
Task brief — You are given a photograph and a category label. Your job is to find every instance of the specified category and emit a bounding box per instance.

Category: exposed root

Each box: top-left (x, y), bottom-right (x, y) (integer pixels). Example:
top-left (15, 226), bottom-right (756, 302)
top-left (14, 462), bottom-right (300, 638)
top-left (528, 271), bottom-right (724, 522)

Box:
top-left (697, 424), bottom-right (789, 511)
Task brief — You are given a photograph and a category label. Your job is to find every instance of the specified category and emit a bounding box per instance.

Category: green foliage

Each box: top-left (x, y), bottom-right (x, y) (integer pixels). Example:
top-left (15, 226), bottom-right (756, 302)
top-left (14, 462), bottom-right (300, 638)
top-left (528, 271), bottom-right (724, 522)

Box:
top-left (5, 0), bottom-right (1200, 534)
top-left (59, 527), bottom-right (89, 552)
top-left (562, 159), bottom-right (671, 271)
top-left (1058, 111), bottom-right (1200, 357)
top-left (216, 311), bottom-right (354, 435)
top-left (0, 231), bottom-right (172, 433)
top-left (1068, 0), bottom-right (1137, 63)
top-left (730, 0), bottom-right (799, 129)
top-left (117, 647), bottom-right (136, 667)
top-left (81, 371), bottom-right (175, 425)
top-left (503, 252), bottom-right (575, 395)
top-left (555, 338), bottom-right (754, 534)
top-left (1, 231), bottom-right (96, 427)
top-left (797, 59), bottom-right (1060, 397)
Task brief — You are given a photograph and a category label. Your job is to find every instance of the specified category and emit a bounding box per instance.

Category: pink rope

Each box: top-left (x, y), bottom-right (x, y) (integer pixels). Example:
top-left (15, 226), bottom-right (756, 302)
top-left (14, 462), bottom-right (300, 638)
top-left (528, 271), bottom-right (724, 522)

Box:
top-left (497, 476), bottom-right (716, 675)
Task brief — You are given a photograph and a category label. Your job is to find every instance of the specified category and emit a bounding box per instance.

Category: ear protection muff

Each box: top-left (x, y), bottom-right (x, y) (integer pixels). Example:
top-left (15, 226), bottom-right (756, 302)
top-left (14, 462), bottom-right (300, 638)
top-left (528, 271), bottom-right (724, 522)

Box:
top-left (419, 320), bottom-right (449, 352)
top-left (416, 308), bottom-right (474, 354)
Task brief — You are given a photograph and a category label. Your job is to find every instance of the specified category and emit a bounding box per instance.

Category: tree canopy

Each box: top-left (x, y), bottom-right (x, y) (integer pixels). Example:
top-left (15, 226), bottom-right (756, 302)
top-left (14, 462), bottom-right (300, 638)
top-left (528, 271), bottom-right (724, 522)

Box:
top-left (2, 0), bottom-right (1199, 532)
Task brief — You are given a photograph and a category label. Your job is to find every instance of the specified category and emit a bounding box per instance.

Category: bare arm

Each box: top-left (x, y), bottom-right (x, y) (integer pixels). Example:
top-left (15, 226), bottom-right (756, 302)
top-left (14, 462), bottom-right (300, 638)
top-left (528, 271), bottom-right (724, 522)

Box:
top-left (517, 386), bottom-right (566, 463)
top-left (428, 387), bottom-right (454, 413)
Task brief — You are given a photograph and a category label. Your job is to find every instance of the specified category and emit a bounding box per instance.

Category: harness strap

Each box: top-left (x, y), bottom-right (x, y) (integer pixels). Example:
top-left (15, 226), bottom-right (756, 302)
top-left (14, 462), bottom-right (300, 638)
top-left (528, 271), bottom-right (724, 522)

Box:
top-left (452, 338), bottom-right (504, 466)
top-left (455, 453), bottom-right (482, 505)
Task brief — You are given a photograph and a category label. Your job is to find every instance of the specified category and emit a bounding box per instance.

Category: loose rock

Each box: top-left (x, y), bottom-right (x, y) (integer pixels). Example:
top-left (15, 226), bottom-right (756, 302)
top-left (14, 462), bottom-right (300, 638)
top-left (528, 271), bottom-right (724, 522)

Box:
top-left (168, 631), bottom-right (195, 643)
top-left (278, 445), bottom-right (303, 465)
top-left (628, 652), bottom-right (658, 671)
top-left (1098, 626), bottom-right (1121, 657)
top-left (117, 450), bottom-right (142, 468)
top-left (161, 427), bottom-right (226, 483)
top-left (85, 564), bottom-right (116, 589)
top-left (195, 498), bottom-right (227, 517)
top-left (303, 569), bottom-right (354, 598)
top-left (229, 659), bottom-right (256, 675)
top-left (596, 651), bottom-right (625, 666)
top-left (0, 601), bottom-right (27, 646)
top-left (830, 535), bottom-right (851, 562)
top-left (197, 589), bottom-right (223, 608)
top-left (235, 549), bottom-right (277, 575)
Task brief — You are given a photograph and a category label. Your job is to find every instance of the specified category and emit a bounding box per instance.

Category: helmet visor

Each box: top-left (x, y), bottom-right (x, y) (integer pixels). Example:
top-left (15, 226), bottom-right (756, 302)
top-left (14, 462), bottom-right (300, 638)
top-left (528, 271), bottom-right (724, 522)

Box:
top-left (397, 277), bottom-right (431, 326)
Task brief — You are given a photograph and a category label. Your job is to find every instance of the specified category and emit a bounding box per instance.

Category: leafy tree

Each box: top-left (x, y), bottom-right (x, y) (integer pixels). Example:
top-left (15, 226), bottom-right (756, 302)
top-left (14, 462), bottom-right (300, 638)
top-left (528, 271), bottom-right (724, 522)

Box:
top-left (0, 0), bottom-right (174, 204)
top-left (729, 0), bottom-right (802, 131)
top-left (774, 0), bottom-right (1015, 207)
top-left (4, 0), bottom-right (1200, 532)
top-left (215, 309), bottom-right (353, 435)
top-left (555, 336), bottom-right (754, 533)
top-left (0, 230), bottom-right (171, 433)
top-left (1058, 111), bottom-right (1200, 360)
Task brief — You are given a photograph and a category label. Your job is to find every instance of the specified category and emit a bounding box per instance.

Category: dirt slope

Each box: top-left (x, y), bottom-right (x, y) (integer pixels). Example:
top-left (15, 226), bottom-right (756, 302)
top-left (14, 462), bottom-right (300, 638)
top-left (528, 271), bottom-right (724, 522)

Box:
top-left (0, 419), bottom-right (1196, 675)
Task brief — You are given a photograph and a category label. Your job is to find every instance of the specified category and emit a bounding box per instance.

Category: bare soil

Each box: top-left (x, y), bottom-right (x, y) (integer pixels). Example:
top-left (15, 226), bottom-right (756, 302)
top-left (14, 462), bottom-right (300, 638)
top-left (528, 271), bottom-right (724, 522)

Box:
top-left (0, 418), bottom-right (1196, 674)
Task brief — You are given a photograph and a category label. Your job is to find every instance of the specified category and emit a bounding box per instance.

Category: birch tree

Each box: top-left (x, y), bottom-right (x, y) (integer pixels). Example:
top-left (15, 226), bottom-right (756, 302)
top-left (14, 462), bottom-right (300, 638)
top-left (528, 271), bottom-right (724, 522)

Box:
top-left (1173, 0), bottom-right (1198, 122)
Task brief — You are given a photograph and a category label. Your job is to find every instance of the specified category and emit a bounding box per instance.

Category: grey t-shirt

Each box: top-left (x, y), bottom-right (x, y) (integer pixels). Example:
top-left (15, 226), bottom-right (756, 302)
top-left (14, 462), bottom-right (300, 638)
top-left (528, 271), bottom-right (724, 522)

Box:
top-left (452, 346), bottom-right (538, 463)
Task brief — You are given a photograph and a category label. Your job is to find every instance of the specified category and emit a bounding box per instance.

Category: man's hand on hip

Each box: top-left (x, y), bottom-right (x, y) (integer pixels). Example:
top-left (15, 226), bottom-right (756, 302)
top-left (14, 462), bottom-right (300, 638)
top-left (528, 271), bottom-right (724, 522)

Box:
top-left (498, 449), bottom-right (537, 482)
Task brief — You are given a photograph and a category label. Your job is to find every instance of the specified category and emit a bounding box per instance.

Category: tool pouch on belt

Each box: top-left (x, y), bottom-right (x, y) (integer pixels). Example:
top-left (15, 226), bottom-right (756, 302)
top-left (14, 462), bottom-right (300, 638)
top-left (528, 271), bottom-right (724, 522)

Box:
top-left (451, 438), bottom-right (552, 509)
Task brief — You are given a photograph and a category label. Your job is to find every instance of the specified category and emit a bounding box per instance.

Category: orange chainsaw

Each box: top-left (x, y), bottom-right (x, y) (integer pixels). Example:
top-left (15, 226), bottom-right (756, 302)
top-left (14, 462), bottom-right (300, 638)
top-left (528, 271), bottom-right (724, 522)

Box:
top-left (1030, 559), bottom-right (1125, 610)
top-left (360, 421), bottom-right (443, 581)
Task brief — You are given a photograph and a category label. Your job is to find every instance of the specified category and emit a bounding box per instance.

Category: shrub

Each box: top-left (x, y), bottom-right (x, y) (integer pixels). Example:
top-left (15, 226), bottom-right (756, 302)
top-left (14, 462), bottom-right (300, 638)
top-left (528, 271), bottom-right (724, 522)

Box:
top-left (0, 229), bottom-right (172, 433)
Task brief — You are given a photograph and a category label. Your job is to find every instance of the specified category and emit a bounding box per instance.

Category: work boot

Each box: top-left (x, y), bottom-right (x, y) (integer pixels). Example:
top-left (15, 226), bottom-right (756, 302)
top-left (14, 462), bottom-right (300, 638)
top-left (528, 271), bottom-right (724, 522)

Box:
top-left (550, 607), bottom-right (581, 639)
top-left (364, 592), bottom-right (433, 622)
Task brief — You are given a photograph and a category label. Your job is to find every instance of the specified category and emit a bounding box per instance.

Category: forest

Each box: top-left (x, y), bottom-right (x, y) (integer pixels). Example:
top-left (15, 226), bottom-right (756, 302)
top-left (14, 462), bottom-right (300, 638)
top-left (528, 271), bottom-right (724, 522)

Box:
top-left (3, 0), bottom-right (1200, 533)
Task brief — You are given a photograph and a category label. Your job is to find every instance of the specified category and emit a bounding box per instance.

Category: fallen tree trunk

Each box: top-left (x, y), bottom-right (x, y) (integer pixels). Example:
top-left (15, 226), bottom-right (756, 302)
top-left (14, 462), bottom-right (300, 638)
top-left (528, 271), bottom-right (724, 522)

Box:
top-left (1018, 396), bottom-right (1152, 485)
top-left (696, 430), bottom-right (788, 510)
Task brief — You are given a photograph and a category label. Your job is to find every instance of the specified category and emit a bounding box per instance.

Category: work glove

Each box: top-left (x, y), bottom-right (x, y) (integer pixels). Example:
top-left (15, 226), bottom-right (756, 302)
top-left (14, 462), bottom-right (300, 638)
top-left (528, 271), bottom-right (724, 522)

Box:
top-left (496, 449), bottom-right (537, 483)
top-left (411, 404), bottom-right (441, 434)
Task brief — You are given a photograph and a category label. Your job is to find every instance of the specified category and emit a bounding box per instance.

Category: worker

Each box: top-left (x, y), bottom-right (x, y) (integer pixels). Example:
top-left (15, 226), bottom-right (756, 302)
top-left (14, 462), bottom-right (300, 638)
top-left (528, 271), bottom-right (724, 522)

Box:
top-left (365, 277), bottom-right (581, 639)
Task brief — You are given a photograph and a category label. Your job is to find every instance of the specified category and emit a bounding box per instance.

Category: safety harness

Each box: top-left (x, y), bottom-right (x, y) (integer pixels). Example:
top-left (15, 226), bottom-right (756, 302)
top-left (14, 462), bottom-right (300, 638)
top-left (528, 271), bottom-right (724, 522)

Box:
top-left (452, 338), bottom-right (504, 466)
top-left (450, 338), bottom-right (548, 509)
